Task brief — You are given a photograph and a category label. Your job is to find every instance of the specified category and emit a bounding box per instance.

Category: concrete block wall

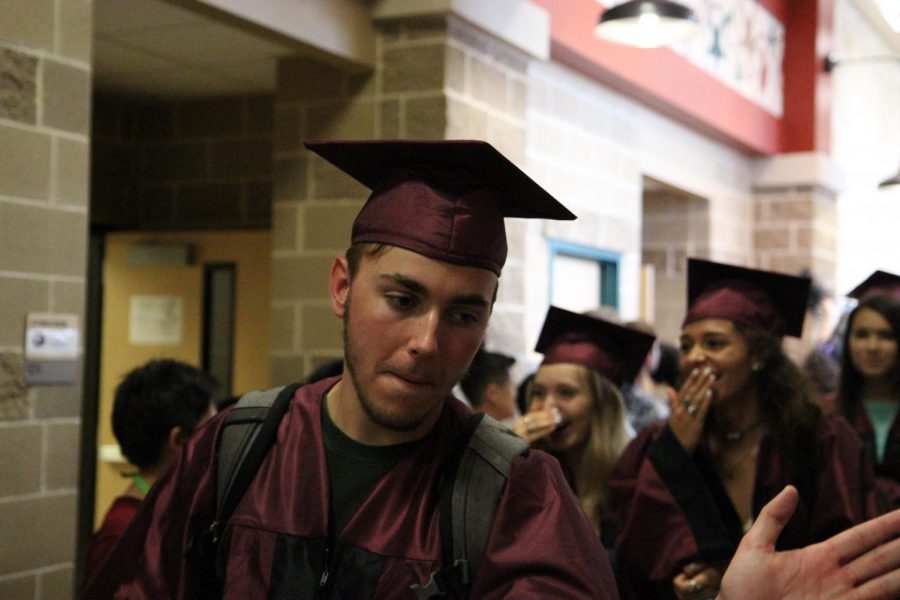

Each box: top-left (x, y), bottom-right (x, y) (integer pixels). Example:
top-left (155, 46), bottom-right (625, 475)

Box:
top-left (641, 190), bottom-right (709, 342)
top-left (523, 59), bottom-right (645, 356)
top-left (443, 18), bottom-right (533, 363)
top-left (754, 186), bottom-right (838, 291)
top-left (270, 17), bottom-right (454, 384)
top-left (0, 0), bottom-right (92, 596)
top-left (92, 94), bottom-right (274, 231)
top-left (525, 55), bottom-right (765, 345)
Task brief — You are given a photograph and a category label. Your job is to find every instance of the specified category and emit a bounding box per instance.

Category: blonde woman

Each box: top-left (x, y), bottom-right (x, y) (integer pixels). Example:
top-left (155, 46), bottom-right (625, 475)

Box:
top-left (516, 306), bottom-right (654, 532)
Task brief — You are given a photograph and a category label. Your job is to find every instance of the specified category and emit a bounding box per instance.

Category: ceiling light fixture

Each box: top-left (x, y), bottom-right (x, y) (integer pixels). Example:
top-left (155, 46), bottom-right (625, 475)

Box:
top-left (594, 1), bottom-right (700, 48)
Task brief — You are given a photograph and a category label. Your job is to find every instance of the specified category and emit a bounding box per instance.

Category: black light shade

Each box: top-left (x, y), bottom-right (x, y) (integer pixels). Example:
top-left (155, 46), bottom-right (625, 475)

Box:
top-left (595, 1), bottom-right (700, 48)
top-left (879, 166), bottom-right (900, 189)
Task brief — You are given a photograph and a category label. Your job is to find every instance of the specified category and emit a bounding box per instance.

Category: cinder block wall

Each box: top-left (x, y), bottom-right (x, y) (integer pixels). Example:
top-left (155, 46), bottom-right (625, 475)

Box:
top-left (0, 0), bottom-right (92, 597)
top-left (92, 94), bottom-right (274, 231)
top-left (753, 187), bottom-right (838, 292)
top-left (271, 17), bottom-right (524, 383)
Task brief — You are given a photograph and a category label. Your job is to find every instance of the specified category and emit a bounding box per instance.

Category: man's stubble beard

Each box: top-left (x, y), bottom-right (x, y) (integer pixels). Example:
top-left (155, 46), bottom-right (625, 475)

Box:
top-left (342, 291), bottom-right (442, 433)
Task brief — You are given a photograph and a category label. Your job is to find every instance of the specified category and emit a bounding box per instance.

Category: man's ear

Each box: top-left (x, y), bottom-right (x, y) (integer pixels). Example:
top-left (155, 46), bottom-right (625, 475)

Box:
top-left (169, 426), bottom-right (186, 448)
top-left (483, 382), bottom-right (500, 407)
top-left (330, 256), bottom-right (351, 319)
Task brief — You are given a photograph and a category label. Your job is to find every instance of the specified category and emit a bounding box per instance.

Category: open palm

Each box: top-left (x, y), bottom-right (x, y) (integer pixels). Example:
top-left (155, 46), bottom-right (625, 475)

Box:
top-left (719, 486), bottom-right (900, 600)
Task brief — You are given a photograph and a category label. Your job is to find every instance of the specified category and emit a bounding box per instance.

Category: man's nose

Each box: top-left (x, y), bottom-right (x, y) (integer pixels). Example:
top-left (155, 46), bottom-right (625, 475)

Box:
top-left (409, 311), bottom-right (439, 356)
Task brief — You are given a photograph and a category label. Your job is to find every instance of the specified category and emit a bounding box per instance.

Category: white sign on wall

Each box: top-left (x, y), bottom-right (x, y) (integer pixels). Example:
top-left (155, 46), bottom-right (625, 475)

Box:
top-left (24, 313), bottom-right (81, 385)
top-left (129, 295), bottom-right (183, 345)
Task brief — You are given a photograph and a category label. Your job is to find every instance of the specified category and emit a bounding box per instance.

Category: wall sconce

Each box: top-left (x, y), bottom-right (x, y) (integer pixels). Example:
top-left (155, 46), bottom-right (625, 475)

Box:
top-left (594, 0), bottom-right (700, 48)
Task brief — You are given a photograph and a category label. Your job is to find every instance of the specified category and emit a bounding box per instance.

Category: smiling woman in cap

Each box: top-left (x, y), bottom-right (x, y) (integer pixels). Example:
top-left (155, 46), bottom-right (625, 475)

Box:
top-left (831, 271), bottom-right (900, 508)
top-left (520, 306), bottom-right (654, 534)
top-left (607, 258), bottom-right (884, 600)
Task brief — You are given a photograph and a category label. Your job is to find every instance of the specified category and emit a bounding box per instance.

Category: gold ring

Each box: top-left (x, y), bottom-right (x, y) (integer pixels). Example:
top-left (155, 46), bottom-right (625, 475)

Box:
top-left (687, 404), bottom-right (698, 416)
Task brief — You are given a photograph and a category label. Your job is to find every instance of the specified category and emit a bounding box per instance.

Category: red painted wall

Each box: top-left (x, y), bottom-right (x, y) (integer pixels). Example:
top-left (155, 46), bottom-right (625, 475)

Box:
top-left (531, 0), bottom-right (826, 156)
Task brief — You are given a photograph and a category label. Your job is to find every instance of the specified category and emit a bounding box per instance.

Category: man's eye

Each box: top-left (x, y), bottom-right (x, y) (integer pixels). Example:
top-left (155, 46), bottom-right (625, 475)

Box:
top-left (453, 311), bottom-right (480, 325)
top-left (386, 294), bottom-right (416, 310)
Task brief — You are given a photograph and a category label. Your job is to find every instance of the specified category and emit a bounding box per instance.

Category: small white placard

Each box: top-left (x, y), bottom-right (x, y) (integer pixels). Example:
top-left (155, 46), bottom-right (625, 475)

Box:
top-left (129, 295), bottom-right (183, 345)
top-left (25, 313), bottom-right (80, 359)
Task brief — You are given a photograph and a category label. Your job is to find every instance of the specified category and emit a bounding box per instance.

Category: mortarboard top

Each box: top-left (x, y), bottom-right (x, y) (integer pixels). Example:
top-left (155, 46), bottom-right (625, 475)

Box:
top-left (304, 140), bottom-right (575, 276)
top-left (535, 306), bottom-right (656, 386)
top-left (847, 270), bottom-right (900, 300)
top-left (683, 258), bottom-right (810, 338)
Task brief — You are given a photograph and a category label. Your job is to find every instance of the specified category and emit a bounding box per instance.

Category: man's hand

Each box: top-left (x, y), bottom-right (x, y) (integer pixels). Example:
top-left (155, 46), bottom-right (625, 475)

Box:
top-left (719, 486), bottom-right (900, 600)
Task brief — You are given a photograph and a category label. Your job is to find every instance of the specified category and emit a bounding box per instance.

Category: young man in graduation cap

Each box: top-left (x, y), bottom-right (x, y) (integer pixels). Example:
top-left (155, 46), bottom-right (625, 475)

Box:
top-left (80, 140), bottom-right (616, 599)
top-left (81, 142), bottom-right (900, 600)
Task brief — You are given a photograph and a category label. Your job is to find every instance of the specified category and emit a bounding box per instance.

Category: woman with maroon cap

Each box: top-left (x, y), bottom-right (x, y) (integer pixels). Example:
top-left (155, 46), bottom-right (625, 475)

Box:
top-left (831, 271), bottom-right (900, 508)
top-left (607, 259), bottom-right (883, 600)
top-left (519, 306), bottom-right (655, 534)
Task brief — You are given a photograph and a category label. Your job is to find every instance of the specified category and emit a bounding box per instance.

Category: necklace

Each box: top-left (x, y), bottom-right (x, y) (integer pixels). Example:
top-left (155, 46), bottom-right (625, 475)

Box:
top-left (720, 421), bottom-right (762, 443)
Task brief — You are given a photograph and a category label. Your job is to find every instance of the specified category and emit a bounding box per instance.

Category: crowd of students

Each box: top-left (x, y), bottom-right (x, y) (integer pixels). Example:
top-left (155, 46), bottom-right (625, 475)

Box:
top-left (477, 261), bottom-right (900, 599)
top-left (81, 139), bottom-right (900, 599)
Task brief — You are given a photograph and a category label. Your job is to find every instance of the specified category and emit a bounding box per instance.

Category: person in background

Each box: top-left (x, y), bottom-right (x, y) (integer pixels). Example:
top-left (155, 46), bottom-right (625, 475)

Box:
top-left (459, 347), bottom-right (517, 425)
top-left (82, 359), bottom-right (218, 586)
top-left (514, 371), bottom-right (535, 417)
top-left (651, 340), bottom-right (681, 390)
top-left (624, 319), bottom-right (670, 430)
top-left (582, 307), bottom-right (663, 434)
top-left (830, 271), bottom-right (900, 508)
top-left (784, 270), bottom-right (841, 398)
top-left (518, 306), bottom-right (654, 535)
top-left (608, 258), bottom-right (883, 600)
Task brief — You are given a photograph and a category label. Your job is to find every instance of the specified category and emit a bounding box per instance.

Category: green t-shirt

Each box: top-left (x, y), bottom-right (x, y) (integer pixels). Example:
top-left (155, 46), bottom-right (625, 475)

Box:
top-left (864, 399), bottom-right (897, 463)
top-left (321, 397), bottom-right (419, 537)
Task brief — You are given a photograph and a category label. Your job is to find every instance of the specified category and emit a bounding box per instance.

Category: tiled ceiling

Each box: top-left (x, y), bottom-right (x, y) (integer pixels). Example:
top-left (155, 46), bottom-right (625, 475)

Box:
top-left (93, 0), bottom-right (299, 97)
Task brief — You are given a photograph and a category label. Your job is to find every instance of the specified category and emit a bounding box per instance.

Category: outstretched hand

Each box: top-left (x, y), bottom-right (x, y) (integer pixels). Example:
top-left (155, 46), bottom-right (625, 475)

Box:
top-left (718, 486), bottom-right (900, 600)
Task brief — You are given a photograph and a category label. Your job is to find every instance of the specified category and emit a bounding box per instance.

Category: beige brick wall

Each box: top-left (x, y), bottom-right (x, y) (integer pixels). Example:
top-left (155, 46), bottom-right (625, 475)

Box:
top-left (642, 190), bottom-right (709, 341)
top-left (91, 94), bottom-right (274, 231)
top-left (271, 17), bottom-right (454, 383)
top-left (524, 58), bottom-right (766, 346)
top-left (0, 0), bottom-right (92, 595)
top-left (754, 185), bottom-right (838, 292)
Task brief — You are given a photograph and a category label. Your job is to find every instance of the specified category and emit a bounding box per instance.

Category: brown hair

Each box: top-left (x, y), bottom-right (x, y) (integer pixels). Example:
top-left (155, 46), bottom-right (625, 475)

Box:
top-left (532, 365), bottom-right (630, 533)
top-left (732, 323), bottom-right (821, 476)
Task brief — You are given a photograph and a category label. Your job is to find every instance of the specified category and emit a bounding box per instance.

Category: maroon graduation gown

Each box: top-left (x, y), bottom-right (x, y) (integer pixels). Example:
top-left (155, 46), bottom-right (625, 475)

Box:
top-left (82, 496), bottom-right (142, 588)
top-left (820, 394), bottom-right (900, 508)
top-left (81, 376), bottom-right (617, 599)
top-left (844, 403), bottom-right (900, 508)
top-left (606, 414), bottom-right (882, 600)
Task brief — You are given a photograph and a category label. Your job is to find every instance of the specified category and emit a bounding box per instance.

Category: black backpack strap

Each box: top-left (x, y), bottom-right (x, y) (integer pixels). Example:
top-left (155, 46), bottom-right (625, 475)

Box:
top-left (411, 413), bottom-right (528, 600)
top-left (184, 383), bottom-right (300, 596)
top-left (215, 383), bottom-right (301, 532)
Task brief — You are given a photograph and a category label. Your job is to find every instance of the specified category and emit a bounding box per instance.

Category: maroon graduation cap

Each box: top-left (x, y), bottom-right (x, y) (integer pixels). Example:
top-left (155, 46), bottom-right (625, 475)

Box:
top-left (847, 270), bottom-right (900, 300)
top-left (535, 306), bottom-right (656, 386)
top-left (304, 139), bottom-right (576, 276)
top-left (683, 258), bottom-right (811, 338)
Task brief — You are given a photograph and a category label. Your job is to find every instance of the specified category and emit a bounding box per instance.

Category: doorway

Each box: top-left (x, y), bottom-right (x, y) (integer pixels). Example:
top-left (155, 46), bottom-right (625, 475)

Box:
top-left (92, 229), bottom-right (271, 527)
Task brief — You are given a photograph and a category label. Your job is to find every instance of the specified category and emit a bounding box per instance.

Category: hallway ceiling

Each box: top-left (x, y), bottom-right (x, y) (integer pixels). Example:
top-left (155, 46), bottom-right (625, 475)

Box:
top-left (93, 0), bottom-right (900, 99)
top-left (93, 0), bottom-right (298, 97)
